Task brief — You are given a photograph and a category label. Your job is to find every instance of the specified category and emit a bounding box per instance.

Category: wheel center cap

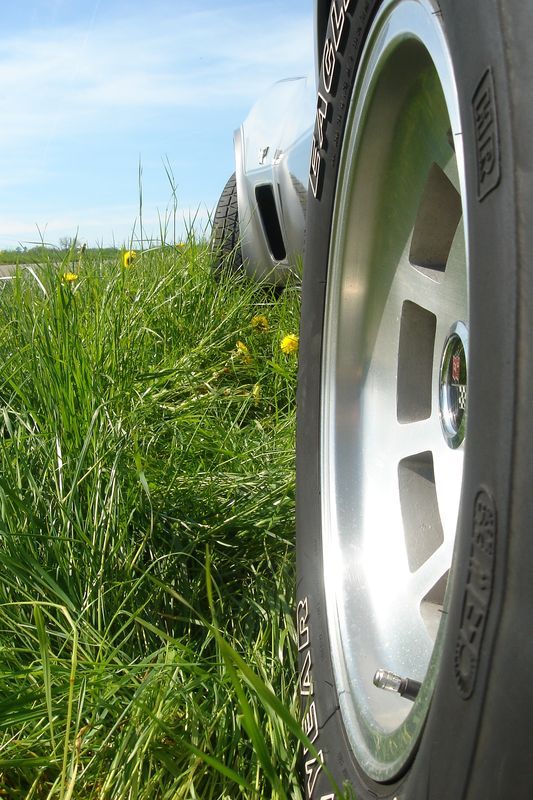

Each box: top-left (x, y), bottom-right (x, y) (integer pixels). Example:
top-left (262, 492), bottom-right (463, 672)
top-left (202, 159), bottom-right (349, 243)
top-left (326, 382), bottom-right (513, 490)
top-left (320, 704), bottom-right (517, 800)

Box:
top-left (439, 321), bottom-right (468, 449)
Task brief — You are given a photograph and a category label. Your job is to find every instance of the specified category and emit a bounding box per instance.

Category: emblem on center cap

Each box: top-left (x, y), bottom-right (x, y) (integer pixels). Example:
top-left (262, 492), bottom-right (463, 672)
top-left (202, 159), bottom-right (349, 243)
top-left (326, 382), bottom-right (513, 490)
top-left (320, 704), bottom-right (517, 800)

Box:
top-left (452, 354), bottom-right (461, 383)
top-left (440, 321), bottom-right (469, 449)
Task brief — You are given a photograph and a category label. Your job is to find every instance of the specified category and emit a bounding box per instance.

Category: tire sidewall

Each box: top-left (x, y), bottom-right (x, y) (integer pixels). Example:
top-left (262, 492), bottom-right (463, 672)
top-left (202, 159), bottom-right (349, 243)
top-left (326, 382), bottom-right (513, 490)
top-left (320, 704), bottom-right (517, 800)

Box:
top-left (296, 1), bottom-right (531, 797)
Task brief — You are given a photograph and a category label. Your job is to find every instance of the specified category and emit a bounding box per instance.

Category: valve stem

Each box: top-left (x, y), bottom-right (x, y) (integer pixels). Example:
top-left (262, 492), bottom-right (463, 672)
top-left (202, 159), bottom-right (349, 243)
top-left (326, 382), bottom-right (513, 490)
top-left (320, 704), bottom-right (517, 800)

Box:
top-left (373, 669), bottom-right (421, 702)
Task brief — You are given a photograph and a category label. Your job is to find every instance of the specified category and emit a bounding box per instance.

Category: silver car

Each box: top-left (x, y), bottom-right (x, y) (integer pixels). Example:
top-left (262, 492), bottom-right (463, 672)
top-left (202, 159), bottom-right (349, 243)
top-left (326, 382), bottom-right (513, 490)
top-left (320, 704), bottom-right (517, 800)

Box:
top-left (212, 74), bottom-right (314, 284)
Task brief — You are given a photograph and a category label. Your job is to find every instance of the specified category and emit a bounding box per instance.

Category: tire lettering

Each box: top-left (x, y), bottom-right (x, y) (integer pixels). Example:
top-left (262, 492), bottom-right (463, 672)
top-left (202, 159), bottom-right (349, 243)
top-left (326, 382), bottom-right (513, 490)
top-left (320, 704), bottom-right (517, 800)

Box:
top-left (322, 39), bottom-right (337, 94)
top-left (330, 0), bottom-right (350, 49)
top-left (472, 68), bottom-right (500, 200)
top-left (315, 92), bottom-right (329, 151)
top-left (299, 649), bottom-right (314, 696)
top-left (297, 596), bottom-right (311, 650)
top-left (302, 699), bottom-right (320, 753)
top-left (310, 138), bottom-right (323, 199)
top-left (311, 0), bottom-right (356, 198)
top-left (310, 94), bottom-right (329, 198)
top-left (305, 751), bottom-right (324, 797)
top-left (297, 597), bottom-right (337, 798)
top-left (454, 490), bottom-right (497, 698)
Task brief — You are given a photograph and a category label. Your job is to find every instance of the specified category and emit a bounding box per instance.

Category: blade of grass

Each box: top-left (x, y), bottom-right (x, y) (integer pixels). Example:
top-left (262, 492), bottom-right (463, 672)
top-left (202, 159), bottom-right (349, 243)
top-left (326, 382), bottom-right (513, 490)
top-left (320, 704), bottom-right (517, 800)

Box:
top-left (33, 603), bottom-right (56, 751)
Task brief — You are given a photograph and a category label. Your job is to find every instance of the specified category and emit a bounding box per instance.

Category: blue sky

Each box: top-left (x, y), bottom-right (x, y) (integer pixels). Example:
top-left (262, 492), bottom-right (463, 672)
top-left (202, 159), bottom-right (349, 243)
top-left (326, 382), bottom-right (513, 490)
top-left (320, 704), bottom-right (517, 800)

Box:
top-left (0, 0), bottom-right (313, 249)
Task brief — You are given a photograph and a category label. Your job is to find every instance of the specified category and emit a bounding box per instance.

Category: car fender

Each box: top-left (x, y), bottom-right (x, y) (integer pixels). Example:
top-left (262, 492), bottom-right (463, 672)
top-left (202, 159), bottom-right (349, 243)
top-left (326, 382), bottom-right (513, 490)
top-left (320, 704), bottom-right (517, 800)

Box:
top-left (234, 76), bottom-right (315, 282)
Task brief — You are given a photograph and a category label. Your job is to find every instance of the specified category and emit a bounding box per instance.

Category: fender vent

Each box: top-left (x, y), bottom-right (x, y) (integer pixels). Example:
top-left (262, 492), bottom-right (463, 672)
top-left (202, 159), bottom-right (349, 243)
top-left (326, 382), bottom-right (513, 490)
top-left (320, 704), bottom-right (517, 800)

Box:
top-left (255, 184), bottom-right (286, 261)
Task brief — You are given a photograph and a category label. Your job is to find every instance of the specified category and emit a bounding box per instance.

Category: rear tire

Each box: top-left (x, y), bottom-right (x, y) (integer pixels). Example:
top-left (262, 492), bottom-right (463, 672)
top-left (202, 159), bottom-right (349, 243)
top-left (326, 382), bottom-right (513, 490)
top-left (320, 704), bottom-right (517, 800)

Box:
top-left (211, 173), bottom-right (243, 278)
top-left (297, 1), bottom-right (533, 798)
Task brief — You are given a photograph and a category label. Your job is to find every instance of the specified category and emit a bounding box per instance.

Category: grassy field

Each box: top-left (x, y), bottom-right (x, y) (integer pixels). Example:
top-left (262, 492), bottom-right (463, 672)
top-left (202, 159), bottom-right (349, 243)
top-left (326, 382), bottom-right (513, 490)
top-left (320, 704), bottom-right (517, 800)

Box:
top-left (0, 243), bottom-right (320, 798)
top-left (0, 247), bottom-right (120, 267)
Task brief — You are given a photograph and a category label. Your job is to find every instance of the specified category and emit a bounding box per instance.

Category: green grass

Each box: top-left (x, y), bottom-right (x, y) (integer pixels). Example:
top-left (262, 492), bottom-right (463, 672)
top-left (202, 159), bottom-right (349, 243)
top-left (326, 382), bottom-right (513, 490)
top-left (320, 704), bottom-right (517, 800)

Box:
top-left (0, 247), bottom-right (120, 266)
top-left (0, 242), bottom-right (318, 798)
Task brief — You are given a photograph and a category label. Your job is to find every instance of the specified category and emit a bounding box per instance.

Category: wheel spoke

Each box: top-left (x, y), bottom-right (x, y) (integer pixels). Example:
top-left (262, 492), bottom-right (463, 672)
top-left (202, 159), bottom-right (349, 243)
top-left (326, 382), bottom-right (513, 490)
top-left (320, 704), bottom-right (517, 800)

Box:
top-left (432, 438), bottom-right (465, 539)
top-left (411, 545), bottom-right (453, 606)
top-left (377, 216), bottom-right (466, 335)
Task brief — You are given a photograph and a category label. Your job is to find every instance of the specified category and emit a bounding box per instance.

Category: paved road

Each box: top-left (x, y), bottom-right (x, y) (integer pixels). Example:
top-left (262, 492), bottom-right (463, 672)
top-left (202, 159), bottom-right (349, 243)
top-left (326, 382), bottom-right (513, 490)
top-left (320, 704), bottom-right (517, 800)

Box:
top-left (0, 264), bottom-right (20, 277)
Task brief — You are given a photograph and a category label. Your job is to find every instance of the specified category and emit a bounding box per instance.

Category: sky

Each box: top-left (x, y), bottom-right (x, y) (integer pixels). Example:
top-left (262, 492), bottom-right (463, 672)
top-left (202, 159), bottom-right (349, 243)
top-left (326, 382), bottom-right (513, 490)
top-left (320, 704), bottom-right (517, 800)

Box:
top-left (0, 0), bottom-right (314, 249)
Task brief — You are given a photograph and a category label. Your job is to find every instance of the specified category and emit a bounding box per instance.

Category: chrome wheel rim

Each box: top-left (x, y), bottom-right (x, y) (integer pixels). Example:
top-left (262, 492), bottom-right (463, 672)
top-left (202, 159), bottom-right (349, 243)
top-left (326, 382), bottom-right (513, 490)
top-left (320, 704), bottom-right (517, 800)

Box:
top-left (321, 0), bottom-right (468, 781)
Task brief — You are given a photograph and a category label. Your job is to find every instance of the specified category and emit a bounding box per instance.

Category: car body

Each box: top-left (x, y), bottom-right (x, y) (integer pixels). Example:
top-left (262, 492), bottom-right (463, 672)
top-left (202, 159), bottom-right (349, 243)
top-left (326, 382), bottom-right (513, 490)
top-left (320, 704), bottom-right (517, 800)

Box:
top-left (219, 0), bottom-right (334, 283)
top-left (233, 75), bottom-right (315, 282)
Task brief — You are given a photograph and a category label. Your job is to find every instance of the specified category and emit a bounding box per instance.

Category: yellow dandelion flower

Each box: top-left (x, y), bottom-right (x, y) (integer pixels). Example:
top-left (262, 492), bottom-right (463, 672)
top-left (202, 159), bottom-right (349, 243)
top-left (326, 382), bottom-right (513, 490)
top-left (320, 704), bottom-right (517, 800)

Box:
top-left (251, 314), bottom-right (269, 332)
top-left (235, 340), bottom-right (253, 364)
top-left (63, 272), bottom-right (78, 283)
top-left (123, 250), bottom-right (137, 268)
top-left (280, 333), bottom-right (299, 355)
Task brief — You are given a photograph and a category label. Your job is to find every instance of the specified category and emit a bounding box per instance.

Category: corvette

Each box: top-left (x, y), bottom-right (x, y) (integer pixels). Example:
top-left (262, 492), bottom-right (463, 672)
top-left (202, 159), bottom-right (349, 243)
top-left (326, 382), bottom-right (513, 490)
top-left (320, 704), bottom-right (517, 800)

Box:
top-left (212, 74), bottom-right (314, 283)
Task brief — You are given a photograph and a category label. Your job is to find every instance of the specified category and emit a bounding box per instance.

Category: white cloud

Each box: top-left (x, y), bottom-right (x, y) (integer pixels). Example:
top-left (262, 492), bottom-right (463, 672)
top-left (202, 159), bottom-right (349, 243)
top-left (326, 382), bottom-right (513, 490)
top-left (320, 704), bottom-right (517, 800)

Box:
top-left (0, 1), bottom-right (314, 246)
top-left (0, 6), bottom-right (313, 145)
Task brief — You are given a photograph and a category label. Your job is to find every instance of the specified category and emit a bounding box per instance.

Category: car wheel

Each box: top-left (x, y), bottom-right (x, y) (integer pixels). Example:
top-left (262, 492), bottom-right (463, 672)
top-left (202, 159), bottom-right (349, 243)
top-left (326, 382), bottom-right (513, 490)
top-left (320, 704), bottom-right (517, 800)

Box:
top-left (211, 172), bottom-right (243, 277)
top-left (296, 1), bottom-right (533, 798)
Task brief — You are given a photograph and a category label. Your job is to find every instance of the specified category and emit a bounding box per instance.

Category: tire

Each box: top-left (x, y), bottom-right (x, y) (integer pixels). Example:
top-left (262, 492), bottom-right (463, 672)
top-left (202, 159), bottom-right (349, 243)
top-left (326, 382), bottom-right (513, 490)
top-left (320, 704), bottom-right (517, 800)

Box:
top-left (211, 173), bottom-right (243, 277)
top-left (296, 2), bottom-right (533, 799)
